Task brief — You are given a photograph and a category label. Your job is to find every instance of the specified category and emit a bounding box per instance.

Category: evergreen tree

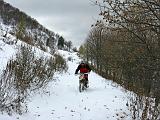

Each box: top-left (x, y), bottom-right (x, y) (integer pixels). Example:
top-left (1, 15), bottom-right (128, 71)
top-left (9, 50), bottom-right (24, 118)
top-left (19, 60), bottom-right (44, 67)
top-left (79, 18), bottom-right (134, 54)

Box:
top-left (67, 41), bottom-right (72, 51)
top-left (57, 36), bottom-right (64, 49)
top-left (16, 16), bottom-right (26, 40)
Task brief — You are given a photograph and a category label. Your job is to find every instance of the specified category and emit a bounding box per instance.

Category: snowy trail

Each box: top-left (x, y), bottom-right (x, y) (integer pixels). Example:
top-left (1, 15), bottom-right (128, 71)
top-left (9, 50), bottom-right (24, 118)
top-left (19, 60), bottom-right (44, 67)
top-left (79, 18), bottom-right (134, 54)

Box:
top-left (0, 51), bottom-right (131, 120)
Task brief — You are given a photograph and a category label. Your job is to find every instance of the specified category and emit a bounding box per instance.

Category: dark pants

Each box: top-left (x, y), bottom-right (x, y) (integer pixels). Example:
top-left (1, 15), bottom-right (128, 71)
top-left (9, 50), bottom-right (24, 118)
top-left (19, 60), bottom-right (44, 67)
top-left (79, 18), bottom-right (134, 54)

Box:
top-left (84, 74), bottom-right (88, 87)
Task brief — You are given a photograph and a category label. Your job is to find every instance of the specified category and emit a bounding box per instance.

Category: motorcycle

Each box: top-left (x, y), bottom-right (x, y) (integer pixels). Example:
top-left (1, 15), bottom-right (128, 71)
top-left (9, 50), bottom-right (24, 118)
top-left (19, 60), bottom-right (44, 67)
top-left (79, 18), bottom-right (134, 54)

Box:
top-left (77, 73), bottom-right (89, 92)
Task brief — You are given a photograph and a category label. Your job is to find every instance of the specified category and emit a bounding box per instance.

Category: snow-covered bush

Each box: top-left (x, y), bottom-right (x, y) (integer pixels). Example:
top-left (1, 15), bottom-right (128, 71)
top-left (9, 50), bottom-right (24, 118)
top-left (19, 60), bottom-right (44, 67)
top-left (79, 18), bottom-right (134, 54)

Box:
top-left (0, 44), bottom-right (67, 115)
top-left (54, 54), bottom-right (68, 73)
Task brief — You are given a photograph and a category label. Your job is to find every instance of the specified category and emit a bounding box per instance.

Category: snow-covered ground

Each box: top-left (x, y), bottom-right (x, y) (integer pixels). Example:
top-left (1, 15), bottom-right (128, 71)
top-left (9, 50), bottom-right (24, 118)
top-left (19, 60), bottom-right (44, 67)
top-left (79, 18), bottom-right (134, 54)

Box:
top-left (0, 48), bottom-right (132, 120)
top-left (0, 23), bottom-right (131, 120)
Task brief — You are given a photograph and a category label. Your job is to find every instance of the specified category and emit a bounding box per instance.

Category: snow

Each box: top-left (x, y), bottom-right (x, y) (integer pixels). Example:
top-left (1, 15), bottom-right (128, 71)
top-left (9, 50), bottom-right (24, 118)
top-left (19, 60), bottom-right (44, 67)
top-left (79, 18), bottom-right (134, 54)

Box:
top-left (0, 23), bottom-right (131, 120)
top-left (0, 39), bottom-right (16, 71)
top-left (0, 47), bottom-right (131, 120)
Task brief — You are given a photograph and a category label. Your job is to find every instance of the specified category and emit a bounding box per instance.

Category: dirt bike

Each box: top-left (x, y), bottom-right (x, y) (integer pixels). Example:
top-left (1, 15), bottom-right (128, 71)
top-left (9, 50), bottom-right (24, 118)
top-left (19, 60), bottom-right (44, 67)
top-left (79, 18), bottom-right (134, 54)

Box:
top-left (77, 73), bottom-right (89, 92)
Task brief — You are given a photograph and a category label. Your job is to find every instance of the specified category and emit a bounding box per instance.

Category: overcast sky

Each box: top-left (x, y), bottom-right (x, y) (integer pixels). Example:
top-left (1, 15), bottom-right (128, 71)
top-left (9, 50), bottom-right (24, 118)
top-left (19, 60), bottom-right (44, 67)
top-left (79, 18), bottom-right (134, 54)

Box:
top-left (4, 0), bottom-right (100, 47)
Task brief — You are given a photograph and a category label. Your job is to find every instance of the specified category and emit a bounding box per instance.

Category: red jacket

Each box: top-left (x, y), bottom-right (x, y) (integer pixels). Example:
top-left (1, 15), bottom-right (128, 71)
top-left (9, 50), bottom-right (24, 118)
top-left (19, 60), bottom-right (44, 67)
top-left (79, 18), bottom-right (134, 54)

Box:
top-left (75, 63), bottom-right (91, 74)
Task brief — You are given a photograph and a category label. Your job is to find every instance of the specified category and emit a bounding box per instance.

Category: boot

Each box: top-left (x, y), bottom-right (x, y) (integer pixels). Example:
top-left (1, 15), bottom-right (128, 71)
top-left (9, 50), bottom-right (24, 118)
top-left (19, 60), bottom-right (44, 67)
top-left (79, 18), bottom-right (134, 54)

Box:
top-left (85, 80), bottom-right (89, 88)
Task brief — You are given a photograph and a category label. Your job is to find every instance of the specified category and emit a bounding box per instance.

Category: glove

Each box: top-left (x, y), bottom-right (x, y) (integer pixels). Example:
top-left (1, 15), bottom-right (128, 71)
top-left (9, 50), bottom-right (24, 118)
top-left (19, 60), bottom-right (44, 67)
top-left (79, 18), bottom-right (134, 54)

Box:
top-left (75, 72), bottom-right (77, 74)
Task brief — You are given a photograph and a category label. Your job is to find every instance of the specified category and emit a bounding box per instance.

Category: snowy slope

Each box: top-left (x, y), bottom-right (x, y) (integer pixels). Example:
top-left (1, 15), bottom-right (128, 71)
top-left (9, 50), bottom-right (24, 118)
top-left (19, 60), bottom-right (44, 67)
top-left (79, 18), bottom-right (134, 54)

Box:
top-left (0, 49), bottom-right (132, 120)
top-left (0, 39), bottom-right (15, 71)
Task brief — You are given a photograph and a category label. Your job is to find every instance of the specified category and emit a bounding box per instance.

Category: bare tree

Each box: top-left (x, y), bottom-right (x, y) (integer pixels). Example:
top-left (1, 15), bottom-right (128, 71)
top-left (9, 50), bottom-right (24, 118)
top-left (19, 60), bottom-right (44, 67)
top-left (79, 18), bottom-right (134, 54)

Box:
top-left (81, 0), bottom-right (160, 119)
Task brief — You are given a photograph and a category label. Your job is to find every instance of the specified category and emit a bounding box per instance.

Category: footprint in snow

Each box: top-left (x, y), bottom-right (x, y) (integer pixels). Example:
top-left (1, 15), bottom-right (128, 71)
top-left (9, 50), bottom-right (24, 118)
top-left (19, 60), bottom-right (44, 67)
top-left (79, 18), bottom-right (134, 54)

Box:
top-left (71, 110), bottom-right (75, 112)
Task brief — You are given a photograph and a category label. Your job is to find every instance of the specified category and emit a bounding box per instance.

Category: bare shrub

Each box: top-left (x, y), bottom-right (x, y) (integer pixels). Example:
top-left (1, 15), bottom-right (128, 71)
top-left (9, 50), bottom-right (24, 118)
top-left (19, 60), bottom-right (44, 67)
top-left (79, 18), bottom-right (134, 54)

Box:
top-left (0, 44), bottom-right (67, 115)
top-left (54, 54), bottom-right (68, 73)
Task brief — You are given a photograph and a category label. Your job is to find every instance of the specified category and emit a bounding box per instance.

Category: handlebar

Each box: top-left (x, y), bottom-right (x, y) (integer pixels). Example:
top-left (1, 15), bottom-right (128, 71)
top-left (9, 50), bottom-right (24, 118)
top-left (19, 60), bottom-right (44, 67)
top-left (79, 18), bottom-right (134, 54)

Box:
top-left (75, 72), bottom-right (90, 76)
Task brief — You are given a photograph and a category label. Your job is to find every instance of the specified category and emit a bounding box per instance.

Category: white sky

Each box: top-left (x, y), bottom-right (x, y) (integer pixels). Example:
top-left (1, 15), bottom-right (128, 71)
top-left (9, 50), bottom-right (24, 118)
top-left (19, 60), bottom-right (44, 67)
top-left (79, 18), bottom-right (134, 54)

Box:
top-left (4, 0), bottom-right (100, 47)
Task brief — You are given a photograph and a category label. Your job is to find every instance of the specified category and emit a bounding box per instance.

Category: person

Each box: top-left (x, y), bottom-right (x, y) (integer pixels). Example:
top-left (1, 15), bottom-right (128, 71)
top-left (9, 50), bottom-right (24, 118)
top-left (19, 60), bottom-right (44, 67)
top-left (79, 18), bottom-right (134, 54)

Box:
top-left (75, 61), bottom-right (91, 87)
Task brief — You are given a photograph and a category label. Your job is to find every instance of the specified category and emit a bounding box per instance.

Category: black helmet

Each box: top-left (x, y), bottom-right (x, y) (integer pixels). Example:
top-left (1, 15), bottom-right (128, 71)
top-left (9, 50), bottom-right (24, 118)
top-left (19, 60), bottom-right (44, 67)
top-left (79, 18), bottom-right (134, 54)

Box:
top-left (81, 60), bottom-right (84, 63)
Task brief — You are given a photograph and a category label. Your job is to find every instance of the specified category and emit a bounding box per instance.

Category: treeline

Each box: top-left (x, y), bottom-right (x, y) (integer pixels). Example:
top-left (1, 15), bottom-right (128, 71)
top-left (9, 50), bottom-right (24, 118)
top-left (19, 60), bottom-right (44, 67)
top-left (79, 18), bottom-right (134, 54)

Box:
top-left (0, 1), bottom-right (38, 28)
top-left (79, 0), bottom-right (160, 119)
top-left (57, 36), bottom-right (73, 52)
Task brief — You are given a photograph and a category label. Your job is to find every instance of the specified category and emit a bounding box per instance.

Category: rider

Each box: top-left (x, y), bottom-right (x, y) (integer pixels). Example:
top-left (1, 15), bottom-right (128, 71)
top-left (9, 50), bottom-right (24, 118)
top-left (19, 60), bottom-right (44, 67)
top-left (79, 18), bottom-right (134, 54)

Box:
top-left (75, 60), bottom-right (91, 87)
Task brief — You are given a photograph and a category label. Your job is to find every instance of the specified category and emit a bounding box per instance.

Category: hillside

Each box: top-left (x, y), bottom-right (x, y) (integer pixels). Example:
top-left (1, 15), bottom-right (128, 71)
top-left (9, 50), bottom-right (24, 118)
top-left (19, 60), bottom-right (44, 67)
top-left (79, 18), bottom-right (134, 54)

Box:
top-left (0, 18), bottom-right (131, 120)
top-left (0, 37), bottom-right (132, 120)
top-left (1, 0), bottom-right (159, 119)
top-left (0, 0), bottom-right (59, 54)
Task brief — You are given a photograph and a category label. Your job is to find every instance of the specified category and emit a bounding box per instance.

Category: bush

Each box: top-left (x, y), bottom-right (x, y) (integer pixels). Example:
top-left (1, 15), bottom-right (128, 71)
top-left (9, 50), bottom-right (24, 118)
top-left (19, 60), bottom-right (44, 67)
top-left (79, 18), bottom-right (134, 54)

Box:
top-left (54, 54), bottom-right (68, 72)
top-left (0, 44), bottom-right (67, 115)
